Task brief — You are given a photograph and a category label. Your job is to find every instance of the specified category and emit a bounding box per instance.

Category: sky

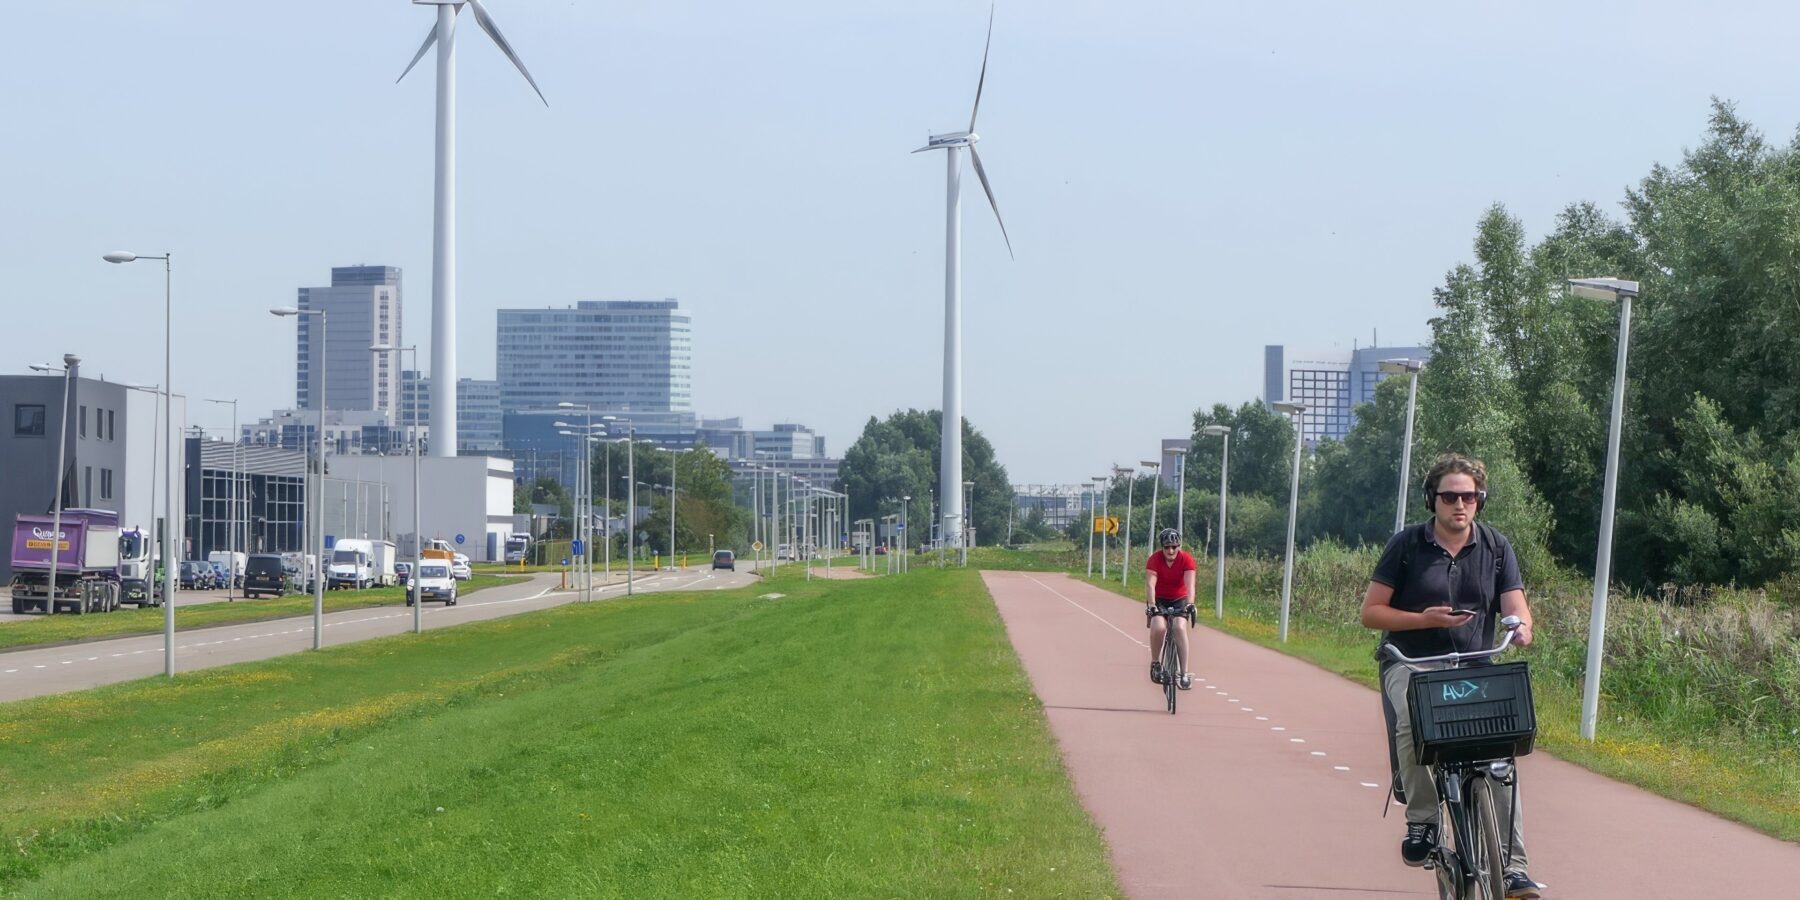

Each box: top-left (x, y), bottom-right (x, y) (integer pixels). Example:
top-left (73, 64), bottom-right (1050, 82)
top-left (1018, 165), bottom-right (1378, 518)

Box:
top-left (5, 1), bottom-right (1800, 484)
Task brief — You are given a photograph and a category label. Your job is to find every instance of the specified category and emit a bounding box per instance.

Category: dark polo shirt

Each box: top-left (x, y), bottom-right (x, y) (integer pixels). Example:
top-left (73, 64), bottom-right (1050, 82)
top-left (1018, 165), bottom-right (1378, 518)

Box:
top-left (1369, 521), bottom-right (1524, 660)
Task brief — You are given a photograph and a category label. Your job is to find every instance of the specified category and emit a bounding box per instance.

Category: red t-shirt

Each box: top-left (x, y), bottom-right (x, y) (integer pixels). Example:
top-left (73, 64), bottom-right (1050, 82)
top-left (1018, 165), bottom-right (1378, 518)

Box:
top-left (1145, 549), bottom-right (1197, 600)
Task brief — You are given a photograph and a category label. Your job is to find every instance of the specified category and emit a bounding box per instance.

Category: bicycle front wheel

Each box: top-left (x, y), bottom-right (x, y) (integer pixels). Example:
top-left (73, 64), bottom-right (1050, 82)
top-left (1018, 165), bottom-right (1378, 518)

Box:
top-left (1465, 777), bottom-right (1506, 900)
top-left (1163, 636), bottom-right (1179, 714)
top-left (1433, 849), bottom-right (1462, 900)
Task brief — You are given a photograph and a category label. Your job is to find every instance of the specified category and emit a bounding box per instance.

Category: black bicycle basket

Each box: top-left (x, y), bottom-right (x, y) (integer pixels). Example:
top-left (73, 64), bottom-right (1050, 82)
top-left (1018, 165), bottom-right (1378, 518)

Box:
top-left (1407, 661), bottom-right (1536, 766)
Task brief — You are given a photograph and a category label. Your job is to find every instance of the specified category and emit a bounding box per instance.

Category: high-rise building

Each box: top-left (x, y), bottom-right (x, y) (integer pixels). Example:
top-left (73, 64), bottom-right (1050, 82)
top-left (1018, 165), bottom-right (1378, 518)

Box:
top-left (496, 300), bottom-right (692, 414)
top-left (295, 266), bottom-right (402, 421)
top-left (1264, 343), bottom-right (1431, 445)
top-left (399, 371), bottom-right (503, 454)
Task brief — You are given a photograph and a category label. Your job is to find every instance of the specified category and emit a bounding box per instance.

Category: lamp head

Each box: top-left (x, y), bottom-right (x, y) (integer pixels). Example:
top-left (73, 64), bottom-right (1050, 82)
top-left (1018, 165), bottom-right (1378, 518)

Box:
top-left (103, 251), bottom-right (137, 264)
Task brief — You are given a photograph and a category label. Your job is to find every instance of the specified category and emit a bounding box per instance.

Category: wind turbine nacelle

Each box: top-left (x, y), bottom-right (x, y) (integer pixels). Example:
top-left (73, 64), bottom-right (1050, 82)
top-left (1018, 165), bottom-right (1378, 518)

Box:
top-left (413, 1), bottom-right (463, 6)
top-left (924, 131), bottom-right (977, 149)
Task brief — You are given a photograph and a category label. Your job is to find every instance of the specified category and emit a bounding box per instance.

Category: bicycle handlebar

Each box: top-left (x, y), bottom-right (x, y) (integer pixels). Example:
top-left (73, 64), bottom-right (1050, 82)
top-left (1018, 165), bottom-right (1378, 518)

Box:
top-left (1380, 615), bottom-right (1524, 668)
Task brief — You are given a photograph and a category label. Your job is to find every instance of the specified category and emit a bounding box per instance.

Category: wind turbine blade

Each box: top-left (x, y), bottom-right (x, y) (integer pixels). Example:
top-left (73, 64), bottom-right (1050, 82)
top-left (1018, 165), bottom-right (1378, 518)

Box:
top-left (396, 25), bottom-right (438, 83)
top-left (968, 3), bottom-right (995, 132)
top-left (467, 0), bottom-right (548, 106)
top-left (968, 146), bottom-right (1013, 260)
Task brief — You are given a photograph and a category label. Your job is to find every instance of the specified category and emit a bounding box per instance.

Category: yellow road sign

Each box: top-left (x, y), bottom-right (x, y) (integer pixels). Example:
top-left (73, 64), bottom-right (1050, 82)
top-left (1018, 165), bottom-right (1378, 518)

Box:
top-left (752, 541), bottom-right (764, 551)
top-left (1092, 516), bottom-right (1120, 535)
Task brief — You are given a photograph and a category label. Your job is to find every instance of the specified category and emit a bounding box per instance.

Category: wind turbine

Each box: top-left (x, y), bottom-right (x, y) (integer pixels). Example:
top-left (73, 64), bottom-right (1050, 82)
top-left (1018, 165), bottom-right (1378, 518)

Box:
top-left (914, 5), bottom-right (1011, 551)
top-left (397, 0), bottom-right (546, 457)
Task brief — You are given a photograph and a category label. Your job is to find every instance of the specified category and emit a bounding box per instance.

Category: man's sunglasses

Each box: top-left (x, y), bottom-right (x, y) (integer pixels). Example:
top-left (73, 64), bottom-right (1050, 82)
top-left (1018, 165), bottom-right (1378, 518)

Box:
top-left (1435, 490), bottom-right (1487, 507)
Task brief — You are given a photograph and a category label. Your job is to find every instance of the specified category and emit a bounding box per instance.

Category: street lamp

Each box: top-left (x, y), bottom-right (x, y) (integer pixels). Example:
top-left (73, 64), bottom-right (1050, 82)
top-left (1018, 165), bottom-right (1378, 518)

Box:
top-left (557, 402), bottom-right (593, 601)
top-left (1139, 459), bottom-right (1161, 562)
top-left (270, 305), bottom-right (327, 650)
top-left (1272, 401), bottom-right (1307, 642)
top-left (901, 494), bottom-right (912, 574)
top-left (1568, 276), bottom-right (1641, 742)
top-left (1378, 358), bottom-right (1425, 534)
top-left (1201, 425), bottom-right (1232, 619)
top-left (107, 250), bottom-right (180, 675)
top-left (961, 480), bottom-right (974, 566)
top-left (1087, 476), bottom-right (1105, 577)
top-left (27, 357), bottom-right (79, 619)
top-left (1115, 467), bottom-right (1136, 588)
top-left (373, 345), bottom-right (422, 630)
top-left (604, 416), bottom-right (637, 595)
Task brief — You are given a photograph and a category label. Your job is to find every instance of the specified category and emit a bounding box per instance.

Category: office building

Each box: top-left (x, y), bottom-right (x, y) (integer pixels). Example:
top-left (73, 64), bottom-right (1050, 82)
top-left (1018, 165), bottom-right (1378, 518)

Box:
top-left (1264, 343), bottom-right (1431, 445)
top-left (400, 372), bottom-right (503, 454)
top-left (295, 266), bottom-right (402, 421)
top-left (497, 300), bottom-right (692, 414)
top-left (503, 409), bottom-right (699, 489)
top-left (183, 438), bottom-right (307, 560)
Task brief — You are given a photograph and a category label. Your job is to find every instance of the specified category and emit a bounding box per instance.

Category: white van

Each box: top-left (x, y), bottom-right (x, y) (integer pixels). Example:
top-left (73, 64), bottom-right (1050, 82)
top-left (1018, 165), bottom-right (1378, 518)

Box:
top-left (410, 561), bottom-right (458, 606)
top-left (328, 539), bottom-right (375, 590)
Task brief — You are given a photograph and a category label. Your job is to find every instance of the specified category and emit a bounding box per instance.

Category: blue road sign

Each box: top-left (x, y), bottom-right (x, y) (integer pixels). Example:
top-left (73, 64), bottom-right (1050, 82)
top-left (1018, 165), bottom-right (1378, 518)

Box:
top-left (325, 535), bottom-right (336, 548)
top-left (561, 558), bottom-right (570, 566)
top-left (896, 524), bottom-right (905, 531)
top-left (454, 533), bottom-right (466, 545)
top-left (571, 539), bottom-right (584, 554)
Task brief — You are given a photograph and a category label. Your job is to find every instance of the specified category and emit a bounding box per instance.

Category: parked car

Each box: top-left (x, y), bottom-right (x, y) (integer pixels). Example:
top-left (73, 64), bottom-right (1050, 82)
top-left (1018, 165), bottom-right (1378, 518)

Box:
top-left (395, 562), bottom-right (412, 587)
top-left (409, 562), bottom-right (458, 606)
top-left (243, 554), bottom-right (289, 598)
top-left (712, 550), bottom-right (735, 571)
top-left (179, 560), bottom-right (215, 590)
top-left (451, 558), bottom-right (473, 581)
top-left (776, 544), bottom-right (793, 561)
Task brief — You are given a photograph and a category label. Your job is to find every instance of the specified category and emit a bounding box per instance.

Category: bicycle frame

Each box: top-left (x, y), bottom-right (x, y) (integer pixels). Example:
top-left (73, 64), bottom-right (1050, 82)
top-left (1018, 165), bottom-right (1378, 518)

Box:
top-left (1147, 604), bottom-right (1195, 715)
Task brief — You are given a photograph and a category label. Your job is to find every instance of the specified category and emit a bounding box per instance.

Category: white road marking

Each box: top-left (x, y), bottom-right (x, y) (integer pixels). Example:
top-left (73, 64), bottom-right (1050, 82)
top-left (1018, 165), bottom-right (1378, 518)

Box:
top-left (1360, 782), bottom-right (1380, 788)
top-left (1335, 766), bottom-right (1351, 771)
top-left (1023, 575), bottom-right (1147, 648)
top-left (1255, 716), bottom-right (1268, 721)
top-left (1289, 738), bottom-right (1306, 743)
top-left (1311, 751), bottom-right (1327, 757)
top-left (1240, 707), bottom-right (1254, 711)
top-left (4, 669), bottom-right (16, 674)
top-left (1271, 726), bottom-right (1286, 731)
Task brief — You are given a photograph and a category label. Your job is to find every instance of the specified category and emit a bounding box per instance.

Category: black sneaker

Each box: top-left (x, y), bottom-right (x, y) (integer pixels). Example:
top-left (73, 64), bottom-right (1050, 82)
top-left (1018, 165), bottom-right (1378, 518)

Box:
top-left (1504, 873), bottom-right (1543, 899)
top-left (1177, 673), bottom-right (1193, 690)
top-left (1150, 661), bottom-right (1165, 684)
top-left (1400, 822), bottom-right (1436, 867)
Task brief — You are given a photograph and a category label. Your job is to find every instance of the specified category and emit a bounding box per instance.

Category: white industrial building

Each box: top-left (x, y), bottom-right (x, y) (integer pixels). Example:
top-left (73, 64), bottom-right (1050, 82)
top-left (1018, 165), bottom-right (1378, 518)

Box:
top-left (326, 455), bottom-right (517, 562)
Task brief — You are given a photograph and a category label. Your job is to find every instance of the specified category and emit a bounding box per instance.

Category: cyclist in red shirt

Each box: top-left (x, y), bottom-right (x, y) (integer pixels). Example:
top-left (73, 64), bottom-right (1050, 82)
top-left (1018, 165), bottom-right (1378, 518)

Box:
top-left (1144, 528), bottom-right (1198, 689)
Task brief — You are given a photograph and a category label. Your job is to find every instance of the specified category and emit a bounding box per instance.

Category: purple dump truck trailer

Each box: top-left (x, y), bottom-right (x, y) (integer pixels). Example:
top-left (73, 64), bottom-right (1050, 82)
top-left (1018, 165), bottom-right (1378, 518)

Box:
top-left (10, 508), bottom-right (123, 615)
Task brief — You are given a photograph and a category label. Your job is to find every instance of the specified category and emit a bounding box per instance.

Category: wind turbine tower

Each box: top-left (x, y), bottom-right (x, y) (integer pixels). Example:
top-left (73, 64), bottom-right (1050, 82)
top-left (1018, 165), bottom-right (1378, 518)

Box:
top-left (398, 0), bottom-right (545, 456)
top-left (914, 5), bottom-right (1011, 548)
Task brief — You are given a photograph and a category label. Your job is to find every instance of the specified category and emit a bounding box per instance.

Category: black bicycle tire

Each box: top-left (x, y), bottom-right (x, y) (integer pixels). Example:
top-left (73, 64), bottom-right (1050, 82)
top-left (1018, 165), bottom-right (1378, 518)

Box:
top-left (1433, 849), bottom-right (1462, 900)
top-left (1163, 635), bottom-right (1178, 714)
top-left (1468, 776), bottom-right (1506, 900)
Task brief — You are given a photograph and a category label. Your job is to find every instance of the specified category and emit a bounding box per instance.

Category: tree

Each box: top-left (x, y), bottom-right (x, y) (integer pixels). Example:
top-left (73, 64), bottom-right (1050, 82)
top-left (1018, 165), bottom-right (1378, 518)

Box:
top-left (1186, 401), bottom-right (1296, 505)
top-left (838, 410), bottom-right (1015, 547)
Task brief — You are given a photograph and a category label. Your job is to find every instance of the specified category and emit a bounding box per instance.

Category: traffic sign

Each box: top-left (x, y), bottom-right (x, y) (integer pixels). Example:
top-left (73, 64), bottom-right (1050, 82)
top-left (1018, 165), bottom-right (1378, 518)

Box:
top-left (1092, 516), bottom-right (1120, 535)
top-left (571, 539), bottom-right (584, 554)
top-left (454, 533), bottom-right (466, 545)
top-left (561, 558), bottom-right (570, 566)
top-left (752, 541), bottom-right (764, 551)
top-left (896, 523), bottom-right (905, 531)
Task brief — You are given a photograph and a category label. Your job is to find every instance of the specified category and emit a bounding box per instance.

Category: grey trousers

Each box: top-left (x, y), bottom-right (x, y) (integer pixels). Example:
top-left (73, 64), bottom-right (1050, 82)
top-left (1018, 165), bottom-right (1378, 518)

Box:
top-left (1382, 662), bottom-right (1530, 875)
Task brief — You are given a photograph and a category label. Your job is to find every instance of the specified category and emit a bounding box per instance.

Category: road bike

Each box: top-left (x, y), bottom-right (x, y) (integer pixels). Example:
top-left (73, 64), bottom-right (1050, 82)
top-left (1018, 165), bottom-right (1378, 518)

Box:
top-left (1381, 616), bottom-right (1535, 900)
top-left (1146, 603), bottom-right (1195, 715)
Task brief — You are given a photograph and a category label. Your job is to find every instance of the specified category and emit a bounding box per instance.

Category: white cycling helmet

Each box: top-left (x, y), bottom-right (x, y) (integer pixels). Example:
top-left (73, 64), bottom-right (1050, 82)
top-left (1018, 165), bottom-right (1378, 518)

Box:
top-left (1158, 528), bottom-right (1180, 547)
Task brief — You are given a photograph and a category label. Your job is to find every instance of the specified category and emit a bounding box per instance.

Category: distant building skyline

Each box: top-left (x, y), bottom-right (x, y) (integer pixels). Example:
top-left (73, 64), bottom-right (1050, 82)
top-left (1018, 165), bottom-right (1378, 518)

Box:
top-left (295, 266), bottom-right (402, 422)
top-left (1264, 343), bottom-right (1431, 446)
top-left (496, 300), bottom-right (692, 415)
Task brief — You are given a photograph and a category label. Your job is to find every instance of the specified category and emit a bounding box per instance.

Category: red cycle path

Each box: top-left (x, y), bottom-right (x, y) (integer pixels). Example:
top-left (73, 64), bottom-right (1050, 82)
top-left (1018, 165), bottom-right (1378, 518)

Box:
top-left (983, 570), bottom-right (1800, 899)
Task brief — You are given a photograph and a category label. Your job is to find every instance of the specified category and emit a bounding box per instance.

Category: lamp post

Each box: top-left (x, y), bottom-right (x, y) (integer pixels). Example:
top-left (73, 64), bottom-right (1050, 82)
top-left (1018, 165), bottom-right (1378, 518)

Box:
top-left (1378, 358), bottom-right (1425, 535)
top-left (1139, 458), bottom-right (1161, 557)
top-left (961, 480), bottom-right (973, 566)
top-left (1568, 276), bottom-right (1641, 742)
top-left (27, 357), bottom-right (79, 618)
top-left (1272, 401), bottom-right (1307, 642)
top-left (1115, 467), bottom-right (1136, 588)
top-left (1174, 447), bottom-right (1188, 539)
top-left (901, 494), bottom-right (911, 574)
top-left (373, 345), bottom-right (422, 630)
top-left (1087, 476), bottom-right (1104, 577)
top-left (270, 306), bottom-right (327, 650)
top-left (1201, 425), bottom-right (1231, 619)
top-left (557, 402), bottom-right (592, 601)
top-left (202, 398), bottom-right (240, 600)
top-left (604, 416), bottom-right (637, 595)
top-left (107, 250), bottom-right (180, 674)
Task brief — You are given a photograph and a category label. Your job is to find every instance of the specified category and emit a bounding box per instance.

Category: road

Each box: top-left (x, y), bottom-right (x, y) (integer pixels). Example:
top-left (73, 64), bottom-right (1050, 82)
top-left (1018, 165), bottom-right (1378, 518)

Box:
top-left (983, 570), bottom-right (1800, 899)
top-left (0, 566), bottom-right (757, 703)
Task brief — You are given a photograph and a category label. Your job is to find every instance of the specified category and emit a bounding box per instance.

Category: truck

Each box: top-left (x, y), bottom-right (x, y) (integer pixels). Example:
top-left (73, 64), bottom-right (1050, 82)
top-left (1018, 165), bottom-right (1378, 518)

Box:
top-left (281, 552), bottom-right (317, 593)
top-left (504, 533), bottom-right (531, 564)
top-left (10, 508), bottom-right (125, 615)
top-left (207, 550), bottom-right (247, 589)
top-left (117, 526), bottom-right (156, 607)
top-left (327, 538), bottom-right (397, 590)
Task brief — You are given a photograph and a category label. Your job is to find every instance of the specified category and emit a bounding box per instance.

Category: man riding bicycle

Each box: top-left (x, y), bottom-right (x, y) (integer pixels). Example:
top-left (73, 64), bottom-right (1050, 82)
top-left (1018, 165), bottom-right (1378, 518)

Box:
top-left (1144, 527), bottom-right (1197, 690)
top-left (1360, 454), bottom-right (1543, 899)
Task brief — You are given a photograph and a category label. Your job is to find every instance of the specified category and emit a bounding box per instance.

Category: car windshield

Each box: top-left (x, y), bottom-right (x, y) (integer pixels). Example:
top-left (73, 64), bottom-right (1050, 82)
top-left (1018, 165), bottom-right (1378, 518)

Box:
top-left (119, 533), bottom-right (143, 558)
top-left (420, 565), bottom-right (449, 579)
top-left (331, 550), bottom-right (361, 564)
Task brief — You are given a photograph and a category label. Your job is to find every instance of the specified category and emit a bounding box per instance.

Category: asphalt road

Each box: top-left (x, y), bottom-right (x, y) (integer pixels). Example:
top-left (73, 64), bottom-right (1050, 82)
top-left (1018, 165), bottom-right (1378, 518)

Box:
top-left (984, 570), bottom-right (1800, 899)
top-left (0, 566), bottom-right (758, 703)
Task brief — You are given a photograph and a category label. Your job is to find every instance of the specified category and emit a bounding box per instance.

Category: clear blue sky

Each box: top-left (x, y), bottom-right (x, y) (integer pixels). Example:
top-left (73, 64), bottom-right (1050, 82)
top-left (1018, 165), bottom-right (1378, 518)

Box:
top-left (5, 1), bottom-right (1798, 483)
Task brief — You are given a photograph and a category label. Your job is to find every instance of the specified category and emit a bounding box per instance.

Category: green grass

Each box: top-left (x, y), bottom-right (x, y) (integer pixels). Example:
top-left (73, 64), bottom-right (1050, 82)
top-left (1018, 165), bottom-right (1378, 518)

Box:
top-left (0, 575), bottom-right (527, 653)
top-left (0, 568), bottom-right (1118, 897)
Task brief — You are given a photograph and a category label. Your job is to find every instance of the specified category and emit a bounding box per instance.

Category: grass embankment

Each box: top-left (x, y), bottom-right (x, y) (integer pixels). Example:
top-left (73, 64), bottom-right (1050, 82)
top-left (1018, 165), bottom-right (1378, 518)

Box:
top-left (0, 568), bottom-right (1118, 897)
top-left (981, 540), bottom-right (1800, 842)
top-left (0, 575), bottom-right (529, 653)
